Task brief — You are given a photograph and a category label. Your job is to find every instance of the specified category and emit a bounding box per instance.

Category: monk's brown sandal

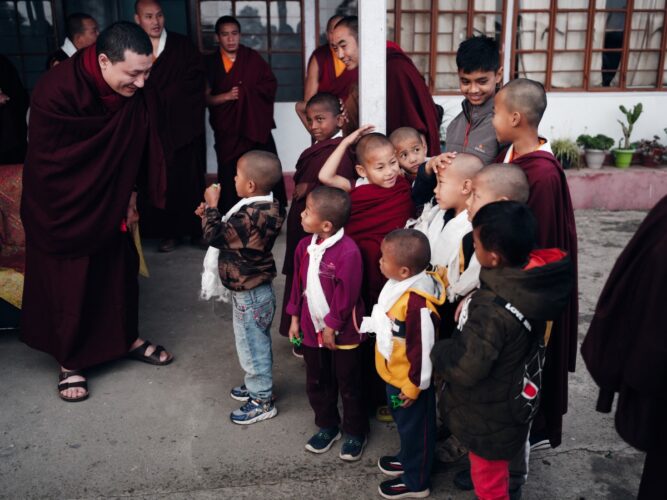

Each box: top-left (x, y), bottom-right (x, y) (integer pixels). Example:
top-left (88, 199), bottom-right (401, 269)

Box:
top-left (58, 370), bottom-right (89, 403)
top-left (128, 340), bottom-right (174, 366)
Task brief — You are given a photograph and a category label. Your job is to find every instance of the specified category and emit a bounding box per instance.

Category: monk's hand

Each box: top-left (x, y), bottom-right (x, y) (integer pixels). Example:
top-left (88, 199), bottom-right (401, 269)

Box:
top-left (194, 202), bottom-right (206, 218)
top-left (0, 89), bottom-right (9, 106)
top-left (427, 152), bottom-right (457, 175)
top-left (223, 86), bottom-right (239, 102)
top-left (398, 391), bottom-right (416, 408)
top-left (343, 124), bottom-right (375, 146)
top-left (126, 192), bottom-right (139, 230)
top-left (322, 327), bottom-right (337, 350)
top-left (204, 184), bottom-right (220, 208)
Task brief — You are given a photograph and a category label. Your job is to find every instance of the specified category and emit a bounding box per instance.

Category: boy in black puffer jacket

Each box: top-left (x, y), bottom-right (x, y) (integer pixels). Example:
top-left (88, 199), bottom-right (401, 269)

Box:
top-left (431, 201), bottom-right (572, 500)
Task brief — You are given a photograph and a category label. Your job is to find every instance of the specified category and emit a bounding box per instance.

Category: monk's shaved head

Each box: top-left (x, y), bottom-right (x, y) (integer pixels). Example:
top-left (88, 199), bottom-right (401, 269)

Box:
top-left (499, 78), bottom-right (547, 128)
top-left (97, 21), bottom-right (152, 62)
top-left (447, 152), bottom-right (484, 180)
top-left (335, 16), bottom-right (358, 39)
top-left (306, 92), bottom-right (341, 116)
top-left (239, 150), bottom-right (283, 193)
top-left (134, 0), bottom-right (160, 14)
top-left (355, 132), bottom-right (394, 165)
top-left (475, 163), bottom-right (529, 203)
top-left (389, 127), bottom-right (422, 146)
top-left (384, 229), bottom-right (431, 275)
top-left (308, 186), bottom-right (351, 231)
top-left (326, 14), bottom-right (343, 33)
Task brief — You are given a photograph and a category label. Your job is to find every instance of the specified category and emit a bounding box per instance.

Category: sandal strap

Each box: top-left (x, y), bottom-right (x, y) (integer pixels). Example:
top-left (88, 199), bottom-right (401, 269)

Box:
top-left (59, 370), bottom-right (84, 382)
top-left (58, 380), bottom-right (88, 390)
top-left (130, 340), bottom-right (151, 356)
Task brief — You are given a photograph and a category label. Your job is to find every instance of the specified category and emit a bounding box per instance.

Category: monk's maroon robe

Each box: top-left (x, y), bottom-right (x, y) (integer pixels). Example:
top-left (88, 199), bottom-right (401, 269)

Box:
top-left (20, 46), bottom-right (165, 370)
top-left (311, 44), bottom-right (358, 101)
top-left (507, 150), bottom-right (578, 447)
top-left (204, 45), bottom-right (286, 212)
top-left (143, 31), bottom-right (206, 239)
top-left (581, 195), bottom-right (666, 498)
top-left (386, 44), bottom-right (441, 156)
top-left (277, 137), bottom-right (357, 337)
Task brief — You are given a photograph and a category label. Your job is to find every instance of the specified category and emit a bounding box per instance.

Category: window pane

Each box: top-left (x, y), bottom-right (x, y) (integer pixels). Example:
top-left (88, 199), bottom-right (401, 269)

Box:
top-left (402, 0), bottom-right (431, 8)
top-left (242, 33), bottom-right (267, 50)
top-left (551, 52), bottom-right (585, 88)
top-left (435, 53), bottom-right (459, 91)
top-left (634, 0), bottom-right (665, 7)
top-left (629, 13), bottom-right (663, 50)
top-left (589, 52), bottom-right (622, 87)
top-left (200, 1), bottom-right (233, 33)
top-left (236, 2), bottom-right (267, 34)
top-left (270, 1), bottom-right (301, 35)
top-left (627, 51), bottom-right (659, 87)
top-left (411, 54), bottom-right (430, 78)
top-left (271, 52), bottom-right (301, 68)
top-left (439, 0), bottom-right (467, 9)
top-left (400, 12), bottom-right (431, 51)
top-left (519, 0), bottom-right (550, 8)
top-left (387, 12), bottom-right (396, 41)
top-left (515, 52), bottom-right (547, 82)
top-left (516, 12), bottom-right (551, 51)
top-left (475, 0), bottom-right (502, 9)
top-left (472, 13), bottom-right (502, 40)
top-left (554, 12), bottom-right (588, 50)
top-left (557, 0), bottom-right (588, 7)
top-left (436, 13), bottom-right (467, 51)
top-left (552, 71), bottom-right (584, 87)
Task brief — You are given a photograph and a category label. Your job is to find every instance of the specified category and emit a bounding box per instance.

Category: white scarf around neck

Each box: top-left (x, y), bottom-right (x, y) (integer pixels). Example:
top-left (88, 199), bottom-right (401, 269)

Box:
top-left (360, 270), bottom-right (427, 361)
top-left (305, 228), bottom-right (345, 332)
top-left (200, 193), bottom-right (274, 301)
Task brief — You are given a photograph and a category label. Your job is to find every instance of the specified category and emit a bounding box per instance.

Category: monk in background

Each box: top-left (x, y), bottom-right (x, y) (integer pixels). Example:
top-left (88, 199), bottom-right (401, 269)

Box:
top-left (21, 22), bottom-right (173, 403)
top-left (135, 0), bottom-right (207, 253)
top-left (204, 15), bottom-right (287, 213)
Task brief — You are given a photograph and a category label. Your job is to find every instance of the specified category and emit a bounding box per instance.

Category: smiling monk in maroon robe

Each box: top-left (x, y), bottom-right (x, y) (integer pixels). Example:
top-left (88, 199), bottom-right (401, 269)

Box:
top-left (135, 0), bottom-right (206, 252)
top-left (20, 22), bottom-right (172, 403)
top-left (205, 15), bottom-right (286, 213)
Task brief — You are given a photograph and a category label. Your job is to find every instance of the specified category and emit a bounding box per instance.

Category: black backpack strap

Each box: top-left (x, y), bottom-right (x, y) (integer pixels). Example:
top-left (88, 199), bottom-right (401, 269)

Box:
top-left (493, 295), bottom-right (533, 333)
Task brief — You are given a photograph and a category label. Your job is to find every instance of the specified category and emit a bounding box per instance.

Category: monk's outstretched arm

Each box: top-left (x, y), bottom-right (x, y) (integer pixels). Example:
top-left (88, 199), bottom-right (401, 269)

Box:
top-left (295, 56), bottom-right (320, 129)
top-left (318, 137), bottom-right (354, 192)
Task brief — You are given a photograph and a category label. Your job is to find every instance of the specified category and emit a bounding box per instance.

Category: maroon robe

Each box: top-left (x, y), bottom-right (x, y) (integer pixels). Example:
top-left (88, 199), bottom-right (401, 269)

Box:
top-left (386, 44), bottom-right (441, 156)
top-left (204, 45), bottom-right (286, 212)
top-left (505, 149), bottom-right (579, 448)
top-left (20, 46), bottom-right (166, 370)
top-left (278, 137), bottom-right (357, 337)
top-left (581, 195), bottom-right (667, 499)
top-left (311, 44), bottom-right (358, 101)
top-left (142, 31), bottom-right (206, 239)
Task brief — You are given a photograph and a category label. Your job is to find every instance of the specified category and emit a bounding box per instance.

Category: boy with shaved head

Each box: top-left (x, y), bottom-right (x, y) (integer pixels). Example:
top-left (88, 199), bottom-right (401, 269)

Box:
top-left (198, 150), bottom-right (285, 425)
top-left (278, 92), bottom-right (356, 349)
top-left (320, 126), bottom-right (416, 419)
top-left (389, 127), bottom-right (428, 180)
top-left (466, 163), bottom-right (529, 220)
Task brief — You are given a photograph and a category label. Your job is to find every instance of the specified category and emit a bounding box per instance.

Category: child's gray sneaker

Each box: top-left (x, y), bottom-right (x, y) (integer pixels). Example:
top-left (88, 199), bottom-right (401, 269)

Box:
top-left (305, 427), bottom-right (341, 453)
top-left (230, 398), bottom-right (277, 425)
top-left (230, 384), bottom-right (249, 402)
top-left (339, 435), bottom-right (367, 461)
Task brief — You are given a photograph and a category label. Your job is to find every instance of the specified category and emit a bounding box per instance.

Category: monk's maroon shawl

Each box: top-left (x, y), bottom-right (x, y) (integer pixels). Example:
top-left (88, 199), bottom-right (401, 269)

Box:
top-left (205, 45), bottom-right (277, 166)
top-left (386, 45), bottom-right (441, 156)
top-left (147, 32), bottom-right (206, 157)
top-left (581, 195), bottom-right (667, 451)
top-left (21, 46), bottom-right (165, 258)
top-left (312, 44), bottom-right (358, 101)
top-left (347, 176), bottom-right (416, 308)
top-left (508, 150), bottom-right (578, 447)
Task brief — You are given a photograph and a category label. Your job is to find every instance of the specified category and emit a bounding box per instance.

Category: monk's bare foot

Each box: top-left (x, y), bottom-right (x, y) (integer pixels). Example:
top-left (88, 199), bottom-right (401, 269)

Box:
top-left (129, 338), bottom-right (173, 365)
top-left (58, 368), bottom-right (88, 402)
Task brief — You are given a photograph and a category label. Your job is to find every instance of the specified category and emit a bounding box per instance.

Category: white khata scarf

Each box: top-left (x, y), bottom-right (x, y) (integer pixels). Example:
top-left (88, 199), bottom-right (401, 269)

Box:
top-left (305, 228), bottom-right (345, 332)
top-left (200, 193), bottom-right (274, 302)
top-left (360, 271), bottom-right (427, 361)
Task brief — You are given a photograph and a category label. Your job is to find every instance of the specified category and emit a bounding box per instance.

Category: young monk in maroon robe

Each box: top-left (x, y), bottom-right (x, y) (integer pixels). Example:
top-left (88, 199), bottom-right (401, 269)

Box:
top-left (295, 15), bottom-right (358, 129)
top-left (493, 78), bottom-right (578, 452)
top-left (331, 16), bottom-right (441, 156)
top-left (582, 195), bottom-right (667, 500)
top-left (205, 15), bottom-right (286, 213)
top-left (20, 22), bottom-right (173, 403)
top-left (278, 93), bottom-right (357, 341)
top-left (319, 127), bottom-right (416, 416)
top-left (135, 0), bottom-right (206, 252)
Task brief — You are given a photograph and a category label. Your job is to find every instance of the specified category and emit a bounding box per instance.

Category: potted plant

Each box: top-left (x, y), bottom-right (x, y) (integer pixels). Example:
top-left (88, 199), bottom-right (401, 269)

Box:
top-left (551, 138), bottom-right (581, 169)
top-left (635, 135), bottom-right (666, 167)
top-left (613, 103), bottom-right (643, 168)
top-left (576, 134), bottom-right (615, 169)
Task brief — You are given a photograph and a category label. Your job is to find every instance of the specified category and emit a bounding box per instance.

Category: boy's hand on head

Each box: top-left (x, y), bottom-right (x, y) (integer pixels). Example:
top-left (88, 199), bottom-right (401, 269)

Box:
top-left (204, 184), bottom-right (221, 208)
top-left (322, 327), bottom-right (337, 350)
top-left (398, 391), bottom-right (415, 408)
top-left (194, 202), bottom-right (206, 218)
top-left (427, 152), bottom-right (457, 175)
top-left (343, 124), bottom-right (375, 145)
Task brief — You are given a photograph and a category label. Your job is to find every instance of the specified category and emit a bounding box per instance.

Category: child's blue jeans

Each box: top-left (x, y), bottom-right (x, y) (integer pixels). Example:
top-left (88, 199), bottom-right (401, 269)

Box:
top-left (231, 283), bottom-right (275, 402)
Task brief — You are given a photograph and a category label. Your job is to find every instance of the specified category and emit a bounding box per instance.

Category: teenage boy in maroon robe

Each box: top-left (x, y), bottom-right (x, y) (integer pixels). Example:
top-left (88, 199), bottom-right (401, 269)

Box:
top-left (278, 92), bottom-right (356, 342)
top-left (493, 78), bottom-right (578, 452)
top-left (20, 22), bottom-right (173, 403)
top-left (331, 16), bottom-right (442, 156)
top-left (205, 15), bottom-right (286, 213)
top-left (295, 15), bottom-right (358, 129)
top-left (582, 195), bottom-right (667, 500)
top-left (135, 0), bottom-right (206, 252)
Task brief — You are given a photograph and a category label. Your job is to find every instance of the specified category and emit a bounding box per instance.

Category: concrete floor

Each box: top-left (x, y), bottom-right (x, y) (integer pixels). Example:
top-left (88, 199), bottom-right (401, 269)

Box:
top-left (0, 209), bottom-right (648, 499)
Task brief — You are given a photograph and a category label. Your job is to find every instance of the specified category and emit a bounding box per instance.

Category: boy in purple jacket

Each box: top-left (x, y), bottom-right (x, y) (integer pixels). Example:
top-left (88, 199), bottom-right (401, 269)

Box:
top-left (287, 186), bottom-right (369, 461)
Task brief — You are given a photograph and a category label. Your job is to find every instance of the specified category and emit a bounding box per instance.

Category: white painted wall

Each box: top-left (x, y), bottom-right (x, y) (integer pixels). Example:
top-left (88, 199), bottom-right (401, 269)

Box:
top-left (206, 93), bottom-right (667, 174)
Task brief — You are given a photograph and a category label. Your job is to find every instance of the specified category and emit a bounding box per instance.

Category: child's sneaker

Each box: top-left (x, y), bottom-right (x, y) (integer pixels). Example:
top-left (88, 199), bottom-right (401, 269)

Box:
top-left (230, 384), bottom-right (249, 402)
top-left (339, 435), bottom-right (367, 461)
top-left (378, 477), bottom-right (430, 499)
top-left (230, 398), bottom-right (277, 425)
top-left (305, 427), bottom-right (341, 453)
top-left (378, 455), bottom-right (404, 477)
